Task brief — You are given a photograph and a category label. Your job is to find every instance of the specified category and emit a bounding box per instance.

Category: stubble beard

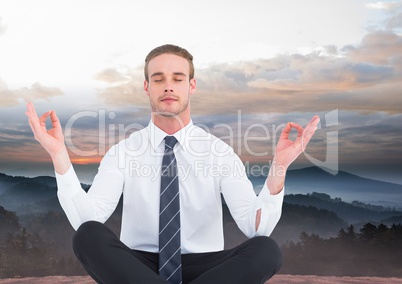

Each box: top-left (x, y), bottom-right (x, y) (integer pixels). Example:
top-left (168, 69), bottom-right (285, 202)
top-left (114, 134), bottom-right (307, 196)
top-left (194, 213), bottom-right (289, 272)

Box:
top-left (150, 96), bottom-right (190, 118)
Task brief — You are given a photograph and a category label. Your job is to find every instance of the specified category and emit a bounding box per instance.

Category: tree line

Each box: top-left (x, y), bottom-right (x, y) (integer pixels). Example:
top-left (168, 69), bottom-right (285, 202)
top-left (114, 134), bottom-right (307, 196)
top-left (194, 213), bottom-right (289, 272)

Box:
top-left (280, 223), bottom-right (402, 277)
top-left (1, 203), bottom-right (402, 278)
top-left (0, 206), bottom-right (85, 278)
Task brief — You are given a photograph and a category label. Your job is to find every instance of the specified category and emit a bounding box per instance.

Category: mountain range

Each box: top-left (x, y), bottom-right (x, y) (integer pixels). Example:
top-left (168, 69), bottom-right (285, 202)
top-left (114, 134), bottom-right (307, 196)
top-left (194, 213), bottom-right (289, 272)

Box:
top-left (2, 166), bottom-right (402, 215)
top-left (250, 166), bottom-right (402, 209)
top-left (1, 167), bottom-right (402, 246)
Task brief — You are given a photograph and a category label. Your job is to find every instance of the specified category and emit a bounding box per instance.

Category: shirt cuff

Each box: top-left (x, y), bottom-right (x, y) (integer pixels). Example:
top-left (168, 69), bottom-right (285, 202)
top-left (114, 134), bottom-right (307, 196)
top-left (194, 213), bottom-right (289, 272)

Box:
top-left (55, 164), bottom-right (82, 198)
top-left (254, 183), bottom-right (284, 236)
top-left (257, 182), bottom-right (284, 208)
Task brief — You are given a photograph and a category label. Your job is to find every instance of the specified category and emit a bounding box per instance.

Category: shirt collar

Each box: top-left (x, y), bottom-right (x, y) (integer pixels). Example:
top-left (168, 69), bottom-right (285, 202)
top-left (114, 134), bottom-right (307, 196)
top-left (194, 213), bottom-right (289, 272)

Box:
top-left (148, 119), bottom-right (194, 151)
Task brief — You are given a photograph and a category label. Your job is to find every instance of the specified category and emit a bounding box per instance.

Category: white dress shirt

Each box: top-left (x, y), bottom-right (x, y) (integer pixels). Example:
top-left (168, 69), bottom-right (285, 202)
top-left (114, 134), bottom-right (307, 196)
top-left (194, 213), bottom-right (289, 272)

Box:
top-left (56, 120), bottom-right (284, 254)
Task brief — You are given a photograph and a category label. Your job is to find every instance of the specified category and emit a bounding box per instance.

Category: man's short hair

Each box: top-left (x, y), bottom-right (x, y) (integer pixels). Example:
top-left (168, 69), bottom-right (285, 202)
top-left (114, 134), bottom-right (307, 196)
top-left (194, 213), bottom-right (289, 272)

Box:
top-left (144, 44), bottom-right (194, 82)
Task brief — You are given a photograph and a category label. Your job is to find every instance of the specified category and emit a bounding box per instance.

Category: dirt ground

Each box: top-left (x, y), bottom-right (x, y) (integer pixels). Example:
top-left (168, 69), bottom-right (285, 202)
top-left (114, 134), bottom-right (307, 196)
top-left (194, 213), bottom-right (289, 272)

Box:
top-left (1, 275), bottom-right (402, 283)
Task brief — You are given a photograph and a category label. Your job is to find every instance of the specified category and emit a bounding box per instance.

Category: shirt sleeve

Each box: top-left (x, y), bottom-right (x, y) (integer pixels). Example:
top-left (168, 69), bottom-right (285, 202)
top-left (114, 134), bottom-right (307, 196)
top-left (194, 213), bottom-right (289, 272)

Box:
top-left (220, 152), bottom-right (283, 238)
top-left (56, 145), bottom-right (124, 230)
top-left (254, 183), bottom-right (284, 236)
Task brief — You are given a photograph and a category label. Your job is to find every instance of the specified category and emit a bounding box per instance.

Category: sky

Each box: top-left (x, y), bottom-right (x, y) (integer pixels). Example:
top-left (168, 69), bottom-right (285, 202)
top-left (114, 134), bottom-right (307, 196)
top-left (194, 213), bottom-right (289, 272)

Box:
top-left (0, 0), bottom-right (401, 184)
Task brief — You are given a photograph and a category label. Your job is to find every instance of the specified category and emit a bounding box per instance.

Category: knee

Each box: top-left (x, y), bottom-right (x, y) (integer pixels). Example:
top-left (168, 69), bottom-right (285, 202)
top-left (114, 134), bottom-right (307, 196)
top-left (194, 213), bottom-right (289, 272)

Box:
top-left (73, 221), bottom-right (109, 257)
top-left (251, 236), bottom-right (283, 271)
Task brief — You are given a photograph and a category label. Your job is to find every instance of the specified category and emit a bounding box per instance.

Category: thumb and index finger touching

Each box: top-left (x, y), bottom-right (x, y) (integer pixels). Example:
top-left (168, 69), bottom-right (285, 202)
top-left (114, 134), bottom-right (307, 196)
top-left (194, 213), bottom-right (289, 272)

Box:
top-left (280, 115), bottom-right (320, 146)
top-left (25, 102), bottom-right (61, 136)
top-left (280, 116), bottom-right (318, 139)
top-left (39, 109), bottom-right (61, 129)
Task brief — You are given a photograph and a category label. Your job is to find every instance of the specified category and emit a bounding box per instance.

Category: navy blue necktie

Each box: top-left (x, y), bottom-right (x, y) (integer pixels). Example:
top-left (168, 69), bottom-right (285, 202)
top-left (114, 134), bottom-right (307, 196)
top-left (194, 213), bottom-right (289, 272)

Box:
top-left (159, 136), bottom-right (182, 284)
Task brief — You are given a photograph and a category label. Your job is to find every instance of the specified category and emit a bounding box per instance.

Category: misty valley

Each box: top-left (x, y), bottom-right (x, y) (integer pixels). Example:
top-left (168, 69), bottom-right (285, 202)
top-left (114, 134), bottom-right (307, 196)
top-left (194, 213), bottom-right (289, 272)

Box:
top-left (1, 167), bottom-right (402, 278)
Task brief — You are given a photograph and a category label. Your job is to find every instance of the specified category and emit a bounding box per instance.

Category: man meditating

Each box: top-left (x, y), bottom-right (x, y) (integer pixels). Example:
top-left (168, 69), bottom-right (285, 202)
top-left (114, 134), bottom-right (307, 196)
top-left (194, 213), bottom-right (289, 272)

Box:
top-left (26, 44), bottom-right (319, 284)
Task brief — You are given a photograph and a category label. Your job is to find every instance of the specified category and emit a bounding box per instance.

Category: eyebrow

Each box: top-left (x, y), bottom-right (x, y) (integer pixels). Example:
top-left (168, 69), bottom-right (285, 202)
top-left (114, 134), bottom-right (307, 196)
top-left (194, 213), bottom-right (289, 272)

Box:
top-left (150, 72), bottom-right (187, 78)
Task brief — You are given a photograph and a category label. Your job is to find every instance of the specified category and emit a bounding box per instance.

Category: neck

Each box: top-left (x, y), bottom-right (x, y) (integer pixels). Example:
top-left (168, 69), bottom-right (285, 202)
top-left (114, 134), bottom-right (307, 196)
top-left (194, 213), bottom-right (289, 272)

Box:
top-left (151, 113), bottom-right (190, 134)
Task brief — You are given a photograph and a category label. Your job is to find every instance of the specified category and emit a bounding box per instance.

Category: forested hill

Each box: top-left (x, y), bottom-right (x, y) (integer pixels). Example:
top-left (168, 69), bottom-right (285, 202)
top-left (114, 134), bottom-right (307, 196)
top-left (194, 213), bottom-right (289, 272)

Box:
top-left (1, 170), bottom-right (402, 226)
top-left (285, 192), bottom-right (402, 224)
top-left (1, 171), bottom-right (402, 278)
top-left (0, 173), bottom-right (90, 214)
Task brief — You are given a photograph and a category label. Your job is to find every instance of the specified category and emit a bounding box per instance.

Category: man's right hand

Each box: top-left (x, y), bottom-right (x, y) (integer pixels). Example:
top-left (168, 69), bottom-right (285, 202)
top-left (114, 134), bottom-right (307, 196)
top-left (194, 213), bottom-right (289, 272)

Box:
top-left (25, 102), bottom-right (71, 174)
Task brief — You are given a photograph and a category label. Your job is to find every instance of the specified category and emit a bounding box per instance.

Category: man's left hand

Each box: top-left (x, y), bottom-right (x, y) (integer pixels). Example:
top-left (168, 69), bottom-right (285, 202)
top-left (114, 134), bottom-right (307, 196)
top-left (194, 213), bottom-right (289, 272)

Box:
top-left (274, 115), bottom-right (320, 169)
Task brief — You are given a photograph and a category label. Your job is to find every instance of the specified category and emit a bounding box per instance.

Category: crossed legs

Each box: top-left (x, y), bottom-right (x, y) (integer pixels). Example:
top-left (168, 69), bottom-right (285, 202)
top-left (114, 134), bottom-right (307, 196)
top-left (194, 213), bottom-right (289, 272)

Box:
top-left (73, 221), bottom-right (282, 284)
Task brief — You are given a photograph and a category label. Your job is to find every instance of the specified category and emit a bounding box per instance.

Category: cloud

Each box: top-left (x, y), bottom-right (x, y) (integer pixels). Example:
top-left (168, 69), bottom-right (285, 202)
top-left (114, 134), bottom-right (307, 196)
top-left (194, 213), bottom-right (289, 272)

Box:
top-left (96, 81), bottom-right (150, 109)
top-left (0, 79), bottom-right (63, 107)
top-left (366, 2), bottom-right (402, 30)
top-left (194, 31), bottom-right (402, 115)
top-left (94, 68), bottom-right (133, 84)
top-left (386, 11), bottom-right (402, 29)
top-left (346, 30), bottom-right (402, 65)
top-left (94, 66), bottom-right (150, 109)
top-left (94, 30), bottom-right (402, 116)
top-left (366, 2), bottom-right (402, 10)
top-left (337, 113), bottom-right (402, 167)
top-left (0, 120), bottom-right (51, 166)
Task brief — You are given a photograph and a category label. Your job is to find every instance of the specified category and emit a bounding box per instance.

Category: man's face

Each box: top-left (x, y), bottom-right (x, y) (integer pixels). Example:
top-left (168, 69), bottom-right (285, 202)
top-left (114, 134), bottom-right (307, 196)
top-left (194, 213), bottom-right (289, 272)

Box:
top-left (144, 53), bottom-right (196, 117)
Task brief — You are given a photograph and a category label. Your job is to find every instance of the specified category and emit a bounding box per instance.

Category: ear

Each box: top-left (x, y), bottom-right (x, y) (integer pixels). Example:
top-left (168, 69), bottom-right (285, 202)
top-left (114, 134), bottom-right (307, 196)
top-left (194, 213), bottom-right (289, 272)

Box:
top-left (189, 78), bottom-right (197, 95)
top-left (144, 80), bottom-right (150, 96)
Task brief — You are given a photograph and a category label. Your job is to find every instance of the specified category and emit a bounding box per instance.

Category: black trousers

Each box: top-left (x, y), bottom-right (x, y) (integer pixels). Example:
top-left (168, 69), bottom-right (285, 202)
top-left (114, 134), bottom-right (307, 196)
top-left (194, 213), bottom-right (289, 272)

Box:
top-left (73, 221), bottom-right (282, 284)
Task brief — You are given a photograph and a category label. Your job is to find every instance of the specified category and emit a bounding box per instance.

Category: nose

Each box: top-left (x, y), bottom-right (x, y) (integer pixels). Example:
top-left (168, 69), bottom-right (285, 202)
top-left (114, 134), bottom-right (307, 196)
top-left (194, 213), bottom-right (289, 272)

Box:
top-left (163, 78), bottom-right (174, 93)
